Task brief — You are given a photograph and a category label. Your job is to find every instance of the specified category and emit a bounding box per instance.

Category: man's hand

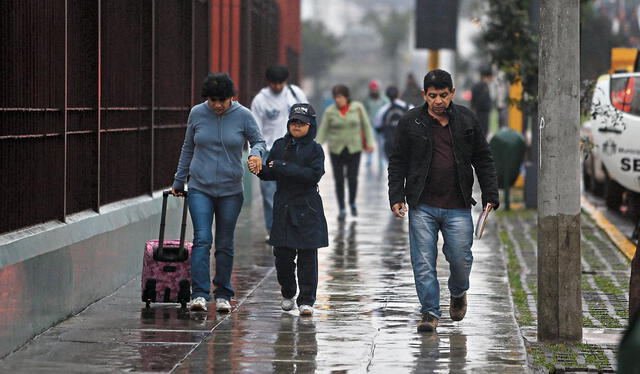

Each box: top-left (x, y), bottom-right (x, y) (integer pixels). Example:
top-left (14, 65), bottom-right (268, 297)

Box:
top-left (171, 188), bottom-right (184, 197)
top-left (248, 156), bottom-right (262, 174)
top-left (391, 202), bottom-right (407, 218)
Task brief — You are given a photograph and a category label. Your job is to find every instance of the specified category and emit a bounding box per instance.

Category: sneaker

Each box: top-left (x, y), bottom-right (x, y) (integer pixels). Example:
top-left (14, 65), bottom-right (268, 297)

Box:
top-left (281, 298), bottom-right (295, 311)
top-left (299, 304), bottom-right (314, 316)
top-left (450, 293), bottom-right (467, 321)
top-left (189, 297), bottom-right (207, 312)
top-left (338, 209), bottom-right (346, 220)
top-left (350, 204), bottom-right (358, 216)
top-left (216, 298), bottom-right (231, 312)
top-left (417, 313), bottom-right (439, 332)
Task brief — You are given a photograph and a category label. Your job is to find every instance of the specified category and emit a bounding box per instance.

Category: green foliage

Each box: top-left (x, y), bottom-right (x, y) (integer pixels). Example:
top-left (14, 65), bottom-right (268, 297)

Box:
top-left (499, 229), bottom-right (535, 326)
top-left (528, 343), bottom-right (611, 371)
top-left (480, 0), bottom-right (538, 111)
top-left (482, 0), bottom-right (620, 112)
top-left (362, 9), bottom-right (412, 60)
top-left (302, 20), bottom-right (342, 79)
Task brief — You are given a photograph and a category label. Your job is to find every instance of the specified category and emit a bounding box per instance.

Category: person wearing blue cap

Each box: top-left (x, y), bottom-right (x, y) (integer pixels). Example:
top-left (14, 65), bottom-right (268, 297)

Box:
top-left (251, 103), bottom-right (328, 316)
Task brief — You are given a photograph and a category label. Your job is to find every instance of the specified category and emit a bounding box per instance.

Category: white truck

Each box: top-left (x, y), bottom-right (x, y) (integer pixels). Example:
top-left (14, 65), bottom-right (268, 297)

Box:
top-left (582, 72), bottom-right (640, 216)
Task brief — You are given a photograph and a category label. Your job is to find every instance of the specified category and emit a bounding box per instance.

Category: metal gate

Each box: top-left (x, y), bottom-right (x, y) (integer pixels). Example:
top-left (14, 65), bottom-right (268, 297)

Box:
top-left (0, 0), bottom-right (209, 234)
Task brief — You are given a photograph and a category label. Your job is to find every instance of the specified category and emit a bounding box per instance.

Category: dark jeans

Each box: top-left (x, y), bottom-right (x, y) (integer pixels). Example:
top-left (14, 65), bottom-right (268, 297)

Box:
top-left (273, 247), bottom-right (318, 306)
top-left (188, 189), bottom-right (244, 301)
top-left (329, 148), bottom-right (361, 209)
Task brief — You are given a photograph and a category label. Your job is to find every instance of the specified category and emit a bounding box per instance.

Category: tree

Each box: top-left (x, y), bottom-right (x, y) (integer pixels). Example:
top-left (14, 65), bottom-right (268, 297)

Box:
top-left (302, 20), bottom-right (342, 103)
top-left (480, 0), bottom-right (538, 113)
top-left (362, 9), bottom-right (412, 84)
top-left (481, 0), bottom-right (619, 112)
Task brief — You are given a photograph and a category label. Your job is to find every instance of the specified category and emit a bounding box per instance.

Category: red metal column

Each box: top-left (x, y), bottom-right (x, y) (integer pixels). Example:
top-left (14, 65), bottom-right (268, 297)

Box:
top-left (277, 0), bottom-right (301, 81)
top-left (230, 0), bottom-right (241, 89)
top-left (220, 0), bottom-right (230, 73)
top-left (210, 0), bottom-right (220, 72)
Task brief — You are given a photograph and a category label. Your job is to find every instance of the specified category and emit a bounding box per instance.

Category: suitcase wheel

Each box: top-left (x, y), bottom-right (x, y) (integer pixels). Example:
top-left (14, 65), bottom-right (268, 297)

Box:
top-left (143, 279), bottom-right (157, 307)
top-left (179, 280), bottom-right (191, 310)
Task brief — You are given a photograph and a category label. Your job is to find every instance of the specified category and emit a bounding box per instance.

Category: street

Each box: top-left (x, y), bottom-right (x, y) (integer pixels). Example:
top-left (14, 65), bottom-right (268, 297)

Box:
top-left (0, 162), bottom-right (527, 373)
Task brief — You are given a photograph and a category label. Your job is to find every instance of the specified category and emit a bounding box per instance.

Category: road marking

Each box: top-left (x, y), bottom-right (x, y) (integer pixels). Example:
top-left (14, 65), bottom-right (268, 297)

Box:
top-left (581, 196), bottom-right (636, 260)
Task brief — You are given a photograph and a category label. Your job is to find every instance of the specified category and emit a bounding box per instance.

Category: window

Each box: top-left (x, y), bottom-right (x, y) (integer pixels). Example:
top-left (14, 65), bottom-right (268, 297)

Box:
top-left (610, 76), bottom-right (640, 115)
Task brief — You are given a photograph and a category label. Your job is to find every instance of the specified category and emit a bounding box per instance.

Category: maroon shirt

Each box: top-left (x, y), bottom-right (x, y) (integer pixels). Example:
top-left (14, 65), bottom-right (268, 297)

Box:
top-left (419, 116), bottom-right (468, 209)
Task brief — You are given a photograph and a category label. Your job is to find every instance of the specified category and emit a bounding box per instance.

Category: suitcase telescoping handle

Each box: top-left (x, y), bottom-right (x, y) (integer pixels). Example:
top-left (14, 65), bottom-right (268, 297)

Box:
top-left (155, 190), bottom-right (189, 262)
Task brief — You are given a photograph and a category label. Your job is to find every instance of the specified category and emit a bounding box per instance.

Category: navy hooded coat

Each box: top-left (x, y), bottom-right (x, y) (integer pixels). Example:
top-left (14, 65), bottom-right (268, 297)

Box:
top-left (257, 116), bottom-right (329, 250)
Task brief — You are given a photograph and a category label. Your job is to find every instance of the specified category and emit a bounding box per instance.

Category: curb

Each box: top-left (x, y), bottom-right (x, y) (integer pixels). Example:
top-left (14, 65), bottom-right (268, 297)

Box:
top-left (581, 196), bottom-right (636, 260)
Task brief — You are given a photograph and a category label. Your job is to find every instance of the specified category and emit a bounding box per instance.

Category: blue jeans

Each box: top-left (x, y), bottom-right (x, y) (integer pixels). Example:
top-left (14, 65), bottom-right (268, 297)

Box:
top-left (260, 180), bottom-right (276, 232)
top-left (188, 189), bottom-right (244, 301)
top-left (408, 204), bottom-right (474, 318)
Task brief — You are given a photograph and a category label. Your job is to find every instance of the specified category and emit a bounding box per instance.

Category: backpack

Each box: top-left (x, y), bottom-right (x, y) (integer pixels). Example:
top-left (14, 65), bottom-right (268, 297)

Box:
top-left (381, 102), bottom-right (408, 130)
top-left (381, 102), bottom-right (409, 159)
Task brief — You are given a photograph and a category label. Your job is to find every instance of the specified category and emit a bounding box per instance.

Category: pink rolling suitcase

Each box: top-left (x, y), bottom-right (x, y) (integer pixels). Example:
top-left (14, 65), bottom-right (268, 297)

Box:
top-left (142, 191), bottom-right (192, 309)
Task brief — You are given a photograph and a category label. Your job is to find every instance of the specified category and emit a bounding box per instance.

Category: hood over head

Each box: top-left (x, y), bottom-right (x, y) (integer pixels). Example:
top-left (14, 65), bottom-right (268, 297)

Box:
top-left (286, 103), bottom-right (317, 142)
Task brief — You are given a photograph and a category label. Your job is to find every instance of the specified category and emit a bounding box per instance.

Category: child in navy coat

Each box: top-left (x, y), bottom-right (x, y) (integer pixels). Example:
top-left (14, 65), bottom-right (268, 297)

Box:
top-left (253, 103), bottom-right (328, 315)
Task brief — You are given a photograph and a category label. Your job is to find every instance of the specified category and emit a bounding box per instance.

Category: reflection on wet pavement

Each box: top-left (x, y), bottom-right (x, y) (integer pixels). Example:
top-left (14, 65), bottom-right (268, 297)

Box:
top-left (0, 165), bottom-right (526, 373)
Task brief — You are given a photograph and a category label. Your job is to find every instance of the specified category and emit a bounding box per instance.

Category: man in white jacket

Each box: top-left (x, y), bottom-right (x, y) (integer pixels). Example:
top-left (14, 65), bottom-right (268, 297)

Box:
top-left (251, 66), bottom-right (308, 239)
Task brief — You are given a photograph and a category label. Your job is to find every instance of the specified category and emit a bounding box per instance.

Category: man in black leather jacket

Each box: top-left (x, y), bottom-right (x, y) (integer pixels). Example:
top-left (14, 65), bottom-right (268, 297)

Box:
top-left (387, 69), bottom-right (499, 332)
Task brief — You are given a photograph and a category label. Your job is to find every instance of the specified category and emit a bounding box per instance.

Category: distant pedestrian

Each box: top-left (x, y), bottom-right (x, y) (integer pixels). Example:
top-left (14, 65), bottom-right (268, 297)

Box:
top-left (251, 65), bottom-right (308, 240)
top-left (401, 73), bottom-right (424, 107)
top-left (171, 73), bottom-right (266, 313)
top-left (363, 80), bottom-right (388, 168)
top-left (471, 67), bottom-right (493, 137)
top-left (495, 71), bottom-right (509, 128)
top-left (373, 85), bottom-right (411, 160)
top-left (317, 84), bottom-right (375, 219)
top-left (388, 69), bottom-right (499, 332)
top-left (253, 103), bottom-right (328, 316)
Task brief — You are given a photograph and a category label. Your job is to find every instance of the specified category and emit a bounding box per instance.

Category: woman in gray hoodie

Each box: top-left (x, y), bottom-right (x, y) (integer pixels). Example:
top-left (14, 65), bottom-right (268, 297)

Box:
top-left (171, 73), bottom-right (266, 312)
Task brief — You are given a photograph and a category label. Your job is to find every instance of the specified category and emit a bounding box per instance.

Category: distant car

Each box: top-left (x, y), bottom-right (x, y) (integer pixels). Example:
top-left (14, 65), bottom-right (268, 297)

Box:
top-left (582, 72), bottom-right (640, 212)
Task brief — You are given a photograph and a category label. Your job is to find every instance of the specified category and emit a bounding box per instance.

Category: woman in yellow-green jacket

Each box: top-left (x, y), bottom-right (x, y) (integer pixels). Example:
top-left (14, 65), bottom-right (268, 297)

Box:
top-left (317, 84), bottom-right (375, 219)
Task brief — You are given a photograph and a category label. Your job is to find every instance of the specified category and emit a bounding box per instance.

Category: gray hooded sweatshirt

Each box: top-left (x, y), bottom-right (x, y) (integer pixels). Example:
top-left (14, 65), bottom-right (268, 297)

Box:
top-left (172, 101), bottom-right (266, 197)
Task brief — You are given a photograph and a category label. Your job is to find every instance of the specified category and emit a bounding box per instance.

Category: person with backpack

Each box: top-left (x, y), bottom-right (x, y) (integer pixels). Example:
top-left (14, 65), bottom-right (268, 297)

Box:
top-left (363, 80), bottom-right (388, 168)
top-left (373, 85), bottom-right (411, 161)
top-left (251, 66), bottom-right (308, 241)
top-left (253, 103), bottom-right (328, 316)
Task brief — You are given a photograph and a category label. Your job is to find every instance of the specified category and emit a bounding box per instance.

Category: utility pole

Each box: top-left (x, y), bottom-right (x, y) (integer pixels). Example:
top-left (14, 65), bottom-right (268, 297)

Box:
top-left (428, 49), bottom-right (439, 71)
top-left (537, 0), bottom-right (582, 343)
top-left (524, 0), bottom-right (540, 209)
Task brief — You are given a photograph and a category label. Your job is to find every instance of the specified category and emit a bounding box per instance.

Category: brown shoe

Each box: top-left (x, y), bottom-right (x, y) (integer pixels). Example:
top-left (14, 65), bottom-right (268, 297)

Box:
top-left (417, 313), bottom-right (439, 332)
top-left (450, 293), bottom-right (467, 321)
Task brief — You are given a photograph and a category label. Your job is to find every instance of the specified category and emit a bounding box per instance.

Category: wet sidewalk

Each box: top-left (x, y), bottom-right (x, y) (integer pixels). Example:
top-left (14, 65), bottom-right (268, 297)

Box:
top-left (0, 161), bottom-right (527, 373)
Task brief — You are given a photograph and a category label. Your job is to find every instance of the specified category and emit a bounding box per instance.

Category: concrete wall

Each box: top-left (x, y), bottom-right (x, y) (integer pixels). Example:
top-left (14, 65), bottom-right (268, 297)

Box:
top-left (0, 192), bottom-right (193, 358)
